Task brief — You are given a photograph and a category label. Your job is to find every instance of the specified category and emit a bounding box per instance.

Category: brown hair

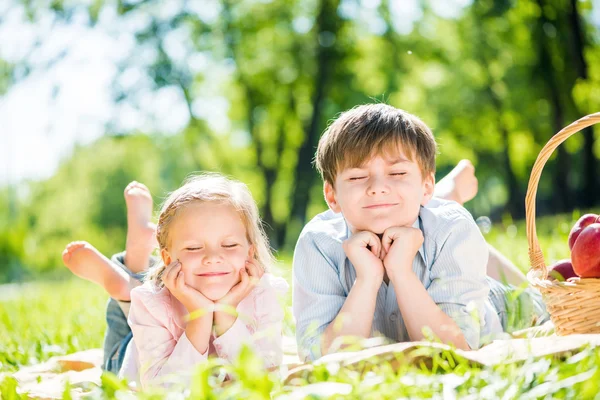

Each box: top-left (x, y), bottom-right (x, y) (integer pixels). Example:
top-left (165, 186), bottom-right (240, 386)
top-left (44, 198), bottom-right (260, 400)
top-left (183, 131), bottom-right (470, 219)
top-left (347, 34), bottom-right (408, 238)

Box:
top-left (146, 173), bottom-right (274, 288)
top-left (315, 104), bottom-right (437, 185)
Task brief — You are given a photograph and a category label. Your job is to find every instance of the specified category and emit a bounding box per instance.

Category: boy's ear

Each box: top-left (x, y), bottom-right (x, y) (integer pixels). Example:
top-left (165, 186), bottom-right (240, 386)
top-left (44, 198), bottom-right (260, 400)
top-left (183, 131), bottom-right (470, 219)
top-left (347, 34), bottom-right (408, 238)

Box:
top-left (161, 248), bottom-right (172, 266)
top-left (420, 172), bottom-right (435, 206)
top-left (324, 181), bottom-right (342, 213)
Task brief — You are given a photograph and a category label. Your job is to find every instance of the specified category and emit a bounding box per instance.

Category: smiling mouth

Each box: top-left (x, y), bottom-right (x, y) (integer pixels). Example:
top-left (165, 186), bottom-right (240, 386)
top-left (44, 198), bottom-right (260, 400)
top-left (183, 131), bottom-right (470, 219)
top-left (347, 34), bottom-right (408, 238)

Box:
top-left (363, 203), bottom-right (398, 209)
top-left (196, 272), bottom-right (231, 277)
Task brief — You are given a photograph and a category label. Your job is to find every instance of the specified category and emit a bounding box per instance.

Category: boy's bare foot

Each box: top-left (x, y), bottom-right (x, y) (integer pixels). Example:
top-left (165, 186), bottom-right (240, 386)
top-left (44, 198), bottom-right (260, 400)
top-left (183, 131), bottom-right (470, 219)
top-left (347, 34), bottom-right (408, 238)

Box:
top-left (434, 159), bottom-right (478, 205)
top-left (62, 241), bottom-right (132, 301)
top-left (124, 181), bottom-right (158, 274)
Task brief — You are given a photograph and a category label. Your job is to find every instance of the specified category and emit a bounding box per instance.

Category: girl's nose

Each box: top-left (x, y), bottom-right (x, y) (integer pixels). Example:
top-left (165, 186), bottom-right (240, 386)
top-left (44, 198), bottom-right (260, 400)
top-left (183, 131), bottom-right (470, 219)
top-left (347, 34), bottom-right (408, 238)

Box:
top-left (203, 248), bottom-right (223, 264)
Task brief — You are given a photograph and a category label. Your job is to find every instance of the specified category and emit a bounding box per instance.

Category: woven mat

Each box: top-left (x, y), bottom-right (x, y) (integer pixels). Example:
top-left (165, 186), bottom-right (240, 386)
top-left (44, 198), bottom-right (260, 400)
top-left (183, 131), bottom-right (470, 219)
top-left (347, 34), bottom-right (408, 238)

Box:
top-left (8, 331), bottom-right (600, 399)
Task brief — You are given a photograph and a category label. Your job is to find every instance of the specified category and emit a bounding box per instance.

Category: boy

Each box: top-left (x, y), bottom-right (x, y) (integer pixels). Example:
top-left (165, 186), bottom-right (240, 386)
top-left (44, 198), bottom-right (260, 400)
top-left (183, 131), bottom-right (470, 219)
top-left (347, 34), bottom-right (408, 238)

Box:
top-left (292, 104), bottom-right (547, 361)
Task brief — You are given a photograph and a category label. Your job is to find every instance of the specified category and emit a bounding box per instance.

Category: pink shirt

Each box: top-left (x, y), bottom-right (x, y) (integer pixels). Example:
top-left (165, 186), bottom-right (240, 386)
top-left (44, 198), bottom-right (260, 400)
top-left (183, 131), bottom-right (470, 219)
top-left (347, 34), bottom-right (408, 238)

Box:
top-left (119, 273), bottom-right (288, 388)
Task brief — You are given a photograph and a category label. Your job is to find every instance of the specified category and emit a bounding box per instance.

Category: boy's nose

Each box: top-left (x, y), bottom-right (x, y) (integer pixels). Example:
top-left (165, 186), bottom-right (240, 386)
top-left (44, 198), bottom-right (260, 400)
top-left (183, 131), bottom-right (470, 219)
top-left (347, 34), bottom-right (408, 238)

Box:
top-left (368, 177), bottom-right (390, 195)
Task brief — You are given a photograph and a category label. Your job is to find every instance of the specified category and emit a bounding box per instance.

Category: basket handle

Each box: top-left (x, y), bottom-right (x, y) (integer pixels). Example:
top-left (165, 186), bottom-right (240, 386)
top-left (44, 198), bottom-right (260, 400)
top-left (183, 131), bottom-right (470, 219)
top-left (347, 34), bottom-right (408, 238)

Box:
top-left (526, 112), bottom-right (600, 280)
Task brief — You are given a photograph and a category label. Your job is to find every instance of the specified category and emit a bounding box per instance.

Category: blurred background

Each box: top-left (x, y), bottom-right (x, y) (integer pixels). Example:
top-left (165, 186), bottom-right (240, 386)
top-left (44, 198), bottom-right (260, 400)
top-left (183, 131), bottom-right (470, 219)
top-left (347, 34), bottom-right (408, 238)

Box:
top-left (1, 0), bottom-right (600, 283)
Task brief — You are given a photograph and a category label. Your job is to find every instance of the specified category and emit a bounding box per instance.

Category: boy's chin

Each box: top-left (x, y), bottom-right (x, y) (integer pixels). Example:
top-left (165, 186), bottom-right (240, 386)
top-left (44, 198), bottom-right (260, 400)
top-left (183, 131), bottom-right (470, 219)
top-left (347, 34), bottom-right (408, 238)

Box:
top-left (353, 220), bottom-right (414, 235)
top-left (368, 225), bottom-right (391, 235)
top-left (350, 224), bottom-right (388, 235)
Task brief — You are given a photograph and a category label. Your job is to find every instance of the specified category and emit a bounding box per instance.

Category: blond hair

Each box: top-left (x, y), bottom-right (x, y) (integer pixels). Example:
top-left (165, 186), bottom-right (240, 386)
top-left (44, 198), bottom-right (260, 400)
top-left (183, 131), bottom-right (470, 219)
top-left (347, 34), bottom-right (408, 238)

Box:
top-left (315, 104), bottom-right (437, 185)
top-left (146, 173), bottom-right (274, 287)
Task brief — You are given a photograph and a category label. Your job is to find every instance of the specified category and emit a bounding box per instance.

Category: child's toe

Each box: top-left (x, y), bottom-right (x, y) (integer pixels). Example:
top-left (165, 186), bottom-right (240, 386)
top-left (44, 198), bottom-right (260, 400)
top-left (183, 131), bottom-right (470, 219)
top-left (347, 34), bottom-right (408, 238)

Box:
top-left (62, 249), bottom-right (72, 264)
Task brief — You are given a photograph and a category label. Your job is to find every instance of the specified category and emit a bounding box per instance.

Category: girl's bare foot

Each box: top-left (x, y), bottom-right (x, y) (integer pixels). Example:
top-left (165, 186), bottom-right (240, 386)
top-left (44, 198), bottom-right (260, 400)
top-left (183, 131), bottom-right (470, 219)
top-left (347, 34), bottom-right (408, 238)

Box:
top-left (124, 181), bottom-right (158, 274)
top-left (435, 159), bottom-right (478, 205)
top-left (62, 241), bottom-right (132, 301)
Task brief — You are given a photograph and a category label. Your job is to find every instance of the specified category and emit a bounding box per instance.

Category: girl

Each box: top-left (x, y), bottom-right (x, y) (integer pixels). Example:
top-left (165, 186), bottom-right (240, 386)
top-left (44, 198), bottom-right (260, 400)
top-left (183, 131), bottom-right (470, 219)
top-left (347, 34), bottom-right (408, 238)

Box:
top-left (63, 174), bottom-right (288, 388)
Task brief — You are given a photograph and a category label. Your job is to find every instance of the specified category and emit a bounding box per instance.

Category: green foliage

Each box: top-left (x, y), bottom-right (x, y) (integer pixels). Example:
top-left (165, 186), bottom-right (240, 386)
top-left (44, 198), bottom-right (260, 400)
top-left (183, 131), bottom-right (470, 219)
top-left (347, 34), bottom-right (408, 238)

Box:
top-left (0, 134), bottom-right (209, 282)
top-left (20, 135), bottom-right (163, 273)
top-left (484, 209), bottom-right (577, 272)
top-left (2, 0), bottom-right (600, 276)
top-left (0, 376), bottom-right (26, 400)
top-left (2, 217), bottom-right (600, 398)
top-left (0, 189), bottom-right (26, 282)
top-left (100, 371), bottom-right (130, 399)
top-left (0, 279), bottom-right (106, 372)
top-left (3, 0), bottom-right (600, 396)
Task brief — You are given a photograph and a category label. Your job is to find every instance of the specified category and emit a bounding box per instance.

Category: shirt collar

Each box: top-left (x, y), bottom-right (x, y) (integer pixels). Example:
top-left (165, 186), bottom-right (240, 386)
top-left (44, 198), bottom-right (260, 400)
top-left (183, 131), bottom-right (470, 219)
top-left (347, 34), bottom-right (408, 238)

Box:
top-left (414, 208), bottom-right (427, 265)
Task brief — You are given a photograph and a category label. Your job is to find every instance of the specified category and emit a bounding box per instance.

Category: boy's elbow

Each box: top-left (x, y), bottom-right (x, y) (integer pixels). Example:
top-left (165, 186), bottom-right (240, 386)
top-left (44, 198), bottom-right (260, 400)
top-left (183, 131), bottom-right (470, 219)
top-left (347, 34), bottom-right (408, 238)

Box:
top-left (438, 323), bottom-right (473, 351)
top-left (453, 331), bottom-right (474, 351)
top-left (454, 339), bottom-right (471, 351)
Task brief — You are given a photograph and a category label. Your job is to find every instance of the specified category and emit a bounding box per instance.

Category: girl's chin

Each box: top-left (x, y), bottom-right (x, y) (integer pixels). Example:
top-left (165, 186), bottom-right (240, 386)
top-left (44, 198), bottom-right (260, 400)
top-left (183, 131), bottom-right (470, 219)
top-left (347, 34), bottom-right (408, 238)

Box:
top-left (197, 286), bottom-right (235, 302)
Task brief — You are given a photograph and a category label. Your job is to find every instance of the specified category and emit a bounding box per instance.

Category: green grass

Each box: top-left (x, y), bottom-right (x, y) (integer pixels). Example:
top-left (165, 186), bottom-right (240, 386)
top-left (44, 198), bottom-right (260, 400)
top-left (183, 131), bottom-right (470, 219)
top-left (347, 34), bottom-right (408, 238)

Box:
top-left (2, 212), bottom-right (600, 398)
top-left (0, 280), bottom-right (106, 372)
top-left (483, 209), bottom-right (579, 274)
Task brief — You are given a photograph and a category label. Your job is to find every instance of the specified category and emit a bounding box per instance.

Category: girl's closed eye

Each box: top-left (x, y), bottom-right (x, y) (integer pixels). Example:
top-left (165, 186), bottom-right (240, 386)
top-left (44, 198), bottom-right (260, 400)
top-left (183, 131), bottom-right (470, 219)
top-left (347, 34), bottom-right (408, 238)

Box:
top-left (185, 246), bottom-right (203, 251)
top-left (223, 243), bottom-right (239, 248)
top-left (390, 172), bottom-right (407, 176)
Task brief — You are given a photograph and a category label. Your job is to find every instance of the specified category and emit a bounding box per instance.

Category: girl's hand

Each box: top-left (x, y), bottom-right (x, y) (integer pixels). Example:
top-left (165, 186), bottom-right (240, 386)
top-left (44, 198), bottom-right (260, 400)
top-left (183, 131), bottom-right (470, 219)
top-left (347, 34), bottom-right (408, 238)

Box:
top-left (162, 260), bottom-right (213, 314)
top-left (215, 259), bottom-right (264, 309)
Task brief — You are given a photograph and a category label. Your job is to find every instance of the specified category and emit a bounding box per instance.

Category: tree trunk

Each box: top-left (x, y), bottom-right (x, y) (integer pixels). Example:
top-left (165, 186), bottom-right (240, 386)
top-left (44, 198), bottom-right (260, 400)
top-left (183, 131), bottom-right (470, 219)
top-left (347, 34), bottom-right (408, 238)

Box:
top-left (536, 0), bottom-right (572, 212)
top-left (500, 122), bottom-right (522, 218)
top-left (471, 5), bottom-right (522, 218)
top-left (568, 0), bottom-right (597, 208)
top-left (220, 0), bottom-right (282, 245)
top-left (485, 88), bottom-right (522, 218)
top-left (380, 0), bottom-right (402, 95)
top-left (288, 0), bottom-right (341, 241)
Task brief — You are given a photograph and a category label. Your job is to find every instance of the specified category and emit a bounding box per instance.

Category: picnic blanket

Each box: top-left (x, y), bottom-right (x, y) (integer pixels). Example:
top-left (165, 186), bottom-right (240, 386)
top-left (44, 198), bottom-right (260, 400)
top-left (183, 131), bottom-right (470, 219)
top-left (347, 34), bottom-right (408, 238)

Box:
top-left (8, 330), bottom-right (600, 399)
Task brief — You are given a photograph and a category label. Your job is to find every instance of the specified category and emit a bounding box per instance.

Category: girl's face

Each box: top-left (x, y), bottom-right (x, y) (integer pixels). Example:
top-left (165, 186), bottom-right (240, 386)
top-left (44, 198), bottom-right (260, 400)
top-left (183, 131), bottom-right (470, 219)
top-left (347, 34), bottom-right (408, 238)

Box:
top-left (161, 202), bottom-right (253, 301)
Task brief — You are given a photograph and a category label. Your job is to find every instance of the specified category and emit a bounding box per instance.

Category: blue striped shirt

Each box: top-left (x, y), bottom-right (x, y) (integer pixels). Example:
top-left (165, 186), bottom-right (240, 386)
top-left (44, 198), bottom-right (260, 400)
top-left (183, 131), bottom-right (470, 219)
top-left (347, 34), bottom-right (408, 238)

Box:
top-left (292, 198), bottom-right (504, 361)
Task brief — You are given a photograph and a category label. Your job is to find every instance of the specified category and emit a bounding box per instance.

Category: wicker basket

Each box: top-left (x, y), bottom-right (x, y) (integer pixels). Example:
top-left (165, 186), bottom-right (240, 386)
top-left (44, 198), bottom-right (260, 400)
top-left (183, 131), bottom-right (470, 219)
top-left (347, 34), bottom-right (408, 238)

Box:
top-left (526, 112), bottom-right (600, 335)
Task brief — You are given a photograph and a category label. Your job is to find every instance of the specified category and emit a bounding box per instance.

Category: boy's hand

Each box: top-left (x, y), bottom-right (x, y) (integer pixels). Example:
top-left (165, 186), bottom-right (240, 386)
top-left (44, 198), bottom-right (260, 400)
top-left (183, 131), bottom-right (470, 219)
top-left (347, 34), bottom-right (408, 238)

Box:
top-left (216, 259), bottom-right (263, 309)
top-left (162, 260), bottom-right (214, 314)
top-left (343, 231), bottom-right (385, 286)
top-left (381, 227), bottom-right (424, 280)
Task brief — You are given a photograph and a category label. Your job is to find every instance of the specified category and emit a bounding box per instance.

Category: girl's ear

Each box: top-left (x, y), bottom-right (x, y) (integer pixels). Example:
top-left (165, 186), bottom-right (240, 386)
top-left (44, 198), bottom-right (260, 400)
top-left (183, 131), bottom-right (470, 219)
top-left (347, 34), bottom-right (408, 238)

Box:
top-left (161, 248), bottom-right (172, 266)
top-left (248, 245), bottom-right (256, 260)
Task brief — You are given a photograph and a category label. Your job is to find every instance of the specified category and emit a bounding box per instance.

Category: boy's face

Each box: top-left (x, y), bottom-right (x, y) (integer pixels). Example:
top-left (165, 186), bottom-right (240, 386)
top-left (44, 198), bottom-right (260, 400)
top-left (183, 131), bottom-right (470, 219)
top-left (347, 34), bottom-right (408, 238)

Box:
top-left (324, 147), bottom-right (434, 234)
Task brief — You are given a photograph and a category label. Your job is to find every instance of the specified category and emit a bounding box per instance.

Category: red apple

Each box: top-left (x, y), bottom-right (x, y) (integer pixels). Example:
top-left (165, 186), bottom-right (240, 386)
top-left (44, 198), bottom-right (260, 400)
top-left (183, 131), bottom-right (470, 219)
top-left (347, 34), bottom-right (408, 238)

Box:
top-left (568, 214), bottom-right (600, 250)
top-left (571, 223), bottom-right (600, 278)
top-left (547, 259), bottom-right (578, 281)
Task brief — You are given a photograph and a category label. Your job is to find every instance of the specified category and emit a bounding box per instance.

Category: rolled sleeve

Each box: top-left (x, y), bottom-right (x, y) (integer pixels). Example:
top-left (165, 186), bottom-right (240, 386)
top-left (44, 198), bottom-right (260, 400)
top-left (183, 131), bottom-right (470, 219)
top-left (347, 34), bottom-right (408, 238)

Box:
top-left (292, 231), bottom-right (347, 361)
top-left (251, 280), bottom-right (286, 368)
top-left (214, 278), bottom-right (286, 368)
top-left (163, 332), bottom-right (209, 370)
top-left (212, 317), bottom-right (253, 360)
top-left (427, 217), bottom-right (490, 350)
top-left (129, 289), bottom-right (208, 387)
